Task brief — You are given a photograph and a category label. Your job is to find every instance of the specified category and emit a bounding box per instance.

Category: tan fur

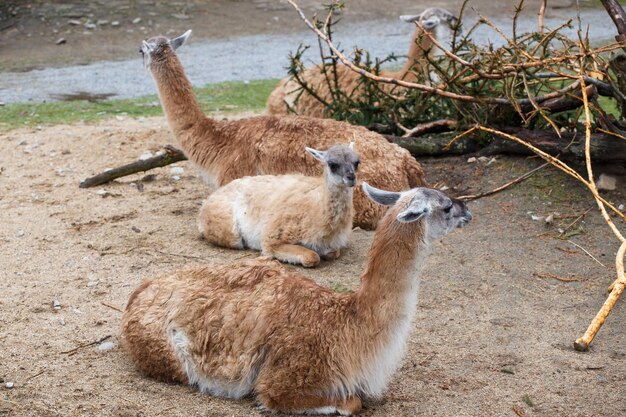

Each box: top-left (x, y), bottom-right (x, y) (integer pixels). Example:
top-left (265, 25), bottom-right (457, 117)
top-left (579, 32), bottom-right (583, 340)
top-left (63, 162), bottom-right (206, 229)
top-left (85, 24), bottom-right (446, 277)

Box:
top-left (144, 34), bottom-right (426, 230)
top-left (266, 8), bottom-right (456, 118)
top-left (121, 187), bottom-right (472, 415)
top-left (197, 170), bottom-right (353, 267)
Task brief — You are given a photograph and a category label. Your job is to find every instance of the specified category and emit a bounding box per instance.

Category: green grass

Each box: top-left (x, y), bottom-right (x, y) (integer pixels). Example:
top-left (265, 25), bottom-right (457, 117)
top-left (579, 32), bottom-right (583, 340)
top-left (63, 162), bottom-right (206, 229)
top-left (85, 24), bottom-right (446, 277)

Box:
top-left (0, 79), bottom-right (279, 130)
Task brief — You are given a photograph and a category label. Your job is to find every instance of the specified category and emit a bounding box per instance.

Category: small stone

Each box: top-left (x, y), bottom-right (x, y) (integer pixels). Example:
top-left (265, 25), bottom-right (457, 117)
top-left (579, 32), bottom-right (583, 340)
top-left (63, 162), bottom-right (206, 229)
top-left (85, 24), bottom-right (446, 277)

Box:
top-left (596, 174), bottom-right (617, 191)
top-left (0, 101), bottom-right (5, 106)
top-left (619, 204), bottom-right (624, 211)
top-left (141, 174), bottom-right (157, 182)
top-left (531, 215), bottom-right (542, 221)
top-left (115, 115), bottom-right (125, 121)
top-left (5, 382), bottom-right (14, 389)
top-left (59, 317), bottom-right (66, 326)
top-left (97, 20), bottom-right (109, 25)
top-left (53, 300), bottom-right (61, 310)
top-left (96, 189), bottom-right (110, 197)
top-left (97, 341), bottom-right (116, 352)
top-left (467, 157), bottom-right (477, 163)
top-left (486, 157), bottom-right (497, 166)
top-left (132, 17), bottom-right (142, 24)
top-left (545, 213), bottom-right (554, 224)
top-left (130, 182), bottom-right (144, 192)
top-left (170, 166), bottom-right (184, 175)
top-left (84, 22), bottom-right (96, 30)
top-left (68, 19), bottom-right (82, 25)
top-left (16, 230), bottom-right (25, 237)
top-left (131, 226), bottom-right (141, 233)
top-left (439, 185), bottom-right (449, 191)
top-left (138, 151), bottom-right (153, 161)
top-left (86, 280), bottom-right (99, 288)
top-left (111, 21), bottom-right (120, 27)
top-left (477, 156), bottom-right (489, 163)
top-left (56, 38), bottom-right (66, 45)
top-left (172, 175), bottom-right (181, 181)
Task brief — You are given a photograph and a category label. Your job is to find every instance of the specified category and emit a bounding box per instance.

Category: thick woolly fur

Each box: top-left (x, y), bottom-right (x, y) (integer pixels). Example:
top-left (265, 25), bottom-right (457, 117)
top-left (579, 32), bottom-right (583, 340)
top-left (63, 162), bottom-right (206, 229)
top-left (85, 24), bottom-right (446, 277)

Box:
top-left (197, 144), bottom-right (359, 267)
top-left (121, 185), bottom-right (472, 415)
top-left (141, 32), bottom-right (426, 230)
top-left (266, 7), bottom-right (458, 118)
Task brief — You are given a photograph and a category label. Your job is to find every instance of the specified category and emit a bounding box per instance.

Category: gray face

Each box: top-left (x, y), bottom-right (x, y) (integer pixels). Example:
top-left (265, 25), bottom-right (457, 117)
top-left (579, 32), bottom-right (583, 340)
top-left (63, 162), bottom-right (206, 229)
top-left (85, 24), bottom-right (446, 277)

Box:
top-left (305, 144), bottom-right (360, 188)
top-left (362, 183), bottom-right (472, 241)
top-left (400, 7), bottom-right (459, 30)
top-left (140, 30), bottom-right (191, 68)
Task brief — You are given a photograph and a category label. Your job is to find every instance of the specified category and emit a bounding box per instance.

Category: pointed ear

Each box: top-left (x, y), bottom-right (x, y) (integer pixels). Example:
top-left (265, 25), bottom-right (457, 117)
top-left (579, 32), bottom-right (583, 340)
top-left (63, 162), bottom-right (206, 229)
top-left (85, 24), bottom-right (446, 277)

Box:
top-left (362, 182), bottom-right (402, 206)
top-left (171, 29), bottom-right (192, 50)
top-left (142, 40), bottom-right (156, 53)
top-left (400, 14), bottom-right (421, 23)
top-left (396, 194), bottom-right (431, 223)
top-left (305, 147), bottom-right (326, 162)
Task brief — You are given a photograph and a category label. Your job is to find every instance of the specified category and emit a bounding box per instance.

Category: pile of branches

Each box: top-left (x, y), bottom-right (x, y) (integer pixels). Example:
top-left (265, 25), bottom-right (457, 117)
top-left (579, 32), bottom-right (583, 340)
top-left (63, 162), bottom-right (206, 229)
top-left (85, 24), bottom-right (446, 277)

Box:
top-left (285, 0), bottom-right (625, 351)
top-left (286, 0), bottom-right (626, 159)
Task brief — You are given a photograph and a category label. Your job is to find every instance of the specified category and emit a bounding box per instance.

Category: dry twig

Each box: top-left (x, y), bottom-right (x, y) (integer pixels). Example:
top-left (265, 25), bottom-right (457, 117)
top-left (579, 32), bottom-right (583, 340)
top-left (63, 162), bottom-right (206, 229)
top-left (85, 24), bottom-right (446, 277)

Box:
top-left (101, 301), bottom-right (124, 313)
top-left (60, 335), bottom-right (111, 356)
top-left (457, 162), bottom-right (549, 201)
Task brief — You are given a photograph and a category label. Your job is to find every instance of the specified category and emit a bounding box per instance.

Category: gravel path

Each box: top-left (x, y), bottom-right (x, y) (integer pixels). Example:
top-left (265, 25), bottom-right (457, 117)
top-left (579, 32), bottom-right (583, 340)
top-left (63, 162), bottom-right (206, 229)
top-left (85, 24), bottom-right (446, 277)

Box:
top-left (0, 9), bottom-right (616, 104)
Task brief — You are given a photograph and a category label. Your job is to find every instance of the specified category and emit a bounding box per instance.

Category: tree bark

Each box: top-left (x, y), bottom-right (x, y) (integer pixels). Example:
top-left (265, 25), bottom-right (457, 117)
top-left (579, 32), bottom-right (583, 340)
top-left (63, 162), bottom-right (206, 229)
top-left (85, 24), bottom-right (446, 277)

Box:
top-left (386, 128), bottom-right (626, 162)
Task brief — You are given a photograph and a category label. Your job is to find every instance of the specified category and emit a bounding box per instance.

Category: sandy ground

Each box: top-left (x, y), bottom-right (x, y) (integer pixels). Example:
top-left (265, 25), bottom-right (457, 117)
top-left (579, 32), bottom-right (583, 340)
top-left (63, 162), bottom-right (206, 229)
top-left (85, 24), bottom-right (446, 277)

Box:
top-left (0, 115), bottom-right (625, 416)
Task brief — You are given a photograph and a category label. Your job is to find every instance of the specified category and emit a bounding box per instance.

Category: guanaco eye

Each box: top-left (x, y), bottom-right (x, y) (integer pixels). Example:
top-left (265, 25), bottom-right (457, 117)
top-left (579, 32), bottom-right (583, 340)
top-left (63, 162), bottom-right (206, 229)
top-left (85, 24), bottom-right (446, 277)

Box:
top-left (328, 162), bottom-right (340, 172)
top-left (443, 204), bottom-right (453, 213)
top-left (354, 160), bottom-right (360, 170)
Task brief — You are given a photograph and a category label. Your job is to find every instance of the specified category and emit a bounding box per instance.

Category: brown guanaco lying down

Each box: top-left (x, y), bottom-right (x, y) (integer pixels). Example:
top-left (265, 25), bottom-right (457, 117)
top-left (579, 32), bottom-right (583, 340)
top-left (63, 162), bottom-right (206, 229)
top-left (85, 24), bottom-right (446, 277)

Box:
top-left (121, 183), bottom-right (472, 415)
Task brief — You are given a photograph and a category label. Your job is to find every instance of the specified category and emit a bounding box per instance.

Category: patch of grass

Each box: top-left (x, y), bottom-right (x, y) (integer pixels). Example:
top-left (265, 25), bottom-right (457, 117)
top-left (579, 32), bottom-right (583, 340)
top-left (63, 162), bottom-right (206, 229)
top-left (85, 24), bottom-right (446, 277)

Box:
top-left (522, 394), bottom-right (535, 408)
top-left (0, 79), bottom-right (279, 131)
top-left (329, 282), bottom-right (354, 293)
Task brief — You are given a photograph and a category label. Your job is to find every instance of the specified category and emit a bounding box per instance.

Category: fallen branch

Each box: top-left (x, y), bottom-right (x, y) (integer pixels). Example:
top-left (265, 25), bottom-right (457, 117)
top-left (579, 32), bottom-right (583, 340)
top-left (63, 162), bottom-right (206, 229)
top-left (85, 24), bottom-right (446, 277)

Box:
top-left (79, 145), bottom-right (187, 188)
top-left (60, 335), bottom-right (111, 356)
top-left (399, 119), bottom-right (458, 137)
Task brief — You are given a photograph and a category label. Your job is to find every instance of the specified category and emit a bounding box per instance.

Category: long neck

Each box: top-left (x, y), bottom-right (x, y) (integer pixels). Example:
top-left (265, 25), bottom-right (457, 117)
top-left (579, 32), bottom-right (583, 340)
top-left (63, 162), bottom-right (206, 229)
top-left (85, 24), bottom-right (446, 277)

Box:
top-left (382, 27), bottom-right (432, 81)
top-left (149, 51), bottom-right (208, 135)
top-left (321, 175), bottom-right (353, 227)
top-left (355, 206), bottom-right (428, 316)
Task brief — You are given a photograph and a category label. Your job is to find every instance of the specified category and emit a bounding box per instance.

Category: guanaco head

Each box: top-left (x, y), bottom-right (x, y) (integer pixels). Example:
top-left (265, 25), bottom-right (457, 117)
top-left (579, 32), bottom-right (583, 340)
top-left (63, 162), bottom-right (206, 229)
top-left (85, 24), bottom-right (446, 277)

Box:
top-left (305, 143), bottom-right (360, 188)
top-left (362, 183), bottom-right (472, 240)
top-left (400, 8), bottom-right (459, 59)
top-left (140, 29), bottom-right (192, 68)
top-left (399, 7), bottom-right (458, 31)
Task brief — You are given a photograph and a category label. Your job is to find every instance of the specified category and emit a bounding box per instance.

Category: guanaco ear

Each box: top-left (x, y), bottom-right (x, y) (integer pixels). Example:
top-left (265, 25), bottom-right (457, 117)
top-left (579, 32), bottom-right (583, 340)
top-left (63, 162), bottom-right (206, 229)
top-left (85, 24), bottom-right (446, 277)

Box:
top-left (400, 14), bottom-right (421, 23)
top-left (397, 197), bottom-right (431, 223)
top-left (142, 40), bottom-right (156, 53)
top-left (362, 182), bottom-right (401, 206)
top-left (305, 147), bottom-right (326, 162)
top-left (171, 29), bottom-right (192, 50)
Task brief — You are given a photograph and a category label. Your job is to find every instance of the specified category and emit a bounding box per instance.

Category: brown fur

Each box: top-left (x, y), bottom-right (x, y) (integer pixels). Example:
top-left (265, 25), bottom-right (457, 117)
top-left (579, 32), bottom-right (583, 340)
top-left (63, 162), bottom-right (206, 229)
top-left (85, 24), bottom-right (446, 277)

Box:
top-left (266, 8), bottom-right (456, 118)
top-left (120, 187), bottom-right (472, 415)
top-left (144, 34), bottom-right (426, 230)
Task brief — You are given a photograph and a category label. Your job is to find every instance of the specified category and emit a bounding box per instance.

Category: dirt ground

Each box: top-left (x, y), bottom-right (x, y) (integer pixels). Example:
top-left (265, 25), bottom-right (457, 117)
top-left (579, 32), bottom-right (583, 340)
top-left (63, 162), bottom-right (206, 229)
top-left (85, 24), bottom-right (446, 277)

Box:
top-left (2, 1), bottom-right (626, 416)
top-left (0, 115), bottom-right (625, 417)
top-left (1, 0), bottom-right (582, 72)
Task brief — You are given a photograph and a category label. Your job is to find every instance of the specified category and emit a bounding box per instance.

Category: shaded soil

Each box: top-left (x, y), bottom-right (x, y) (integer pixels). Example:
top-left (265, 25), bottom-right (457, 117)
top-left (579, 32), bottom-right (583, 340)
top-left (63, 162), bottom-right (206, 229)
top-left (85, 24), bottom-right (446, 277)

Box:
top-left (1, 0), bottom-right (582, 72)
top-left (0, 115), bottom-right (625, 416)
